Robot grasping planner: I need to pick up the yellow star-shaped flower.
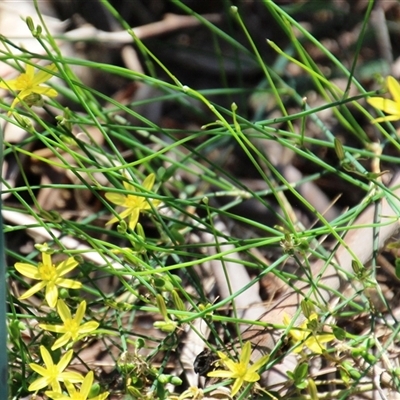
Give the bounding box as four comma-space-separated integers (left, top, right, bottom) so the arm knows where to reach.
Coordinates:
45, 371, 109, 400
283, 312, 335, 354
105, 173, 161, 230
367, 76, 400, 123
28, 346, 83, 393
39, 300, 100, 350
14, 245, 82, 308
0, 63, 58, 112
207, 341, 269, 396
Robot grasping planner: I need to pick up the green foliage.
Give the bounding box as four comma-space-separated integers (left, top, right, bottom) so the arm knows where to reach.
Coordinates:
3, 0, 400, 398
287, 362, 309, 390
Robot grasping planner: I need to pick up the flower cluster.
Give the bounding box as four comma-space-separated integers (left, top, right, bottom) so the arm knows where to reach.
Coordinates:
46, 371, 106, 400
28, 346, 83, 393
15, 246, 81, 308
14, 165, 162, 398
105, 172, 161, 231
283, 312, 335, 354
8, 60, 162, 394
207, 341, 269, 396
202, 312, 337, 397
39, 299, 100, 351
14, 244, 107, 399
0, 63, 58, 114
1, 64, 161, 233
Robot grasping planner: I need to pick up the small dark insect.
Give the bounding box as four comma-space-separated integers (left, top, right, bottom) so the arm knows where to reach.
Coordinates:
193, 349, 217, 376
97, 367, 125, 392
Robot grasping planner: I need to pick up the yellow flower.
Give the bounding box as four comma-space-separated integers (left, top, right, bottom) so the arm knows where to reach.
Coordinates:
39, 300, 100, 350
207, 341, 269, 396
28, 346, 84, 393
367, 76, 400, 123
45, 371, 109, 400
283, 312, 335, 354
105, 173, 161, 230
0, 63, 58, 112
14, 245, 82, 308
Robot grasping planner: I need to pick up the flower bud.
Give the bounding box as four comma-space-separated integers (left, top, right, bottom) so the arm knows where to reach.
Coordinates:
26, 17, 35, 32
156, 294, 168, 320
88, 383, 101, 398
153, 320, 177, 333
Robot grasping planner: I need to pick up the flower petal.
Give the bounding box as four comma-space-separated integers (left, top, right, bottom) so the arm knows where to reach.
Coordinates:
240, 342, 252, 365
116, 207, 133, 219
367, 97, 386, 110
59, 371, 84, 383
105, 192, 127, 206
243, 372, 260, 382
305, 339, 324, 354
32, 86, 58, 97
80, 371, 94, 398
40, 345, 54, 367
64, 380, 77, 396
317, 334, 336, 343
207, 370, 234, 378
18, 281, 46, 300
249, 354, 269, 372
56, 257, 79, 276
123, 180, 136, 192
25, 64, 35, 79
370, 115, 400, 124
14, 262, 40, 279
292, 345, 302, 354
387, 76, 400, 105
39, 323, 66, 334
231, 377, 244, 396
57, 349, 74, 371
78, 321, 100, 334
243, 370, 260, 382
106, 215, 120, 226
32, 64, 57, 85
42, 252, 52, 267
290, 327, 304, 342
0, 78, 19, 90
142, 173, 155, 190
44, 390, 64, 399
305, 334, 335, 354
74, 300, 86, 324
139, 199, 153, 211
29, 363, 49, 376
150, 199, 162, 208
50, 380, 62, 393
216, 351, 229, 361
222, 358, 238, 373
57, 299, 72, 322
367, 97, 400, 117
51, 333, 71, 351
128, 208, 140, 230
9, 95, 22, 110
28, 376, 51, 392
45, 282, 59, 308
55, 277, 82, 289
